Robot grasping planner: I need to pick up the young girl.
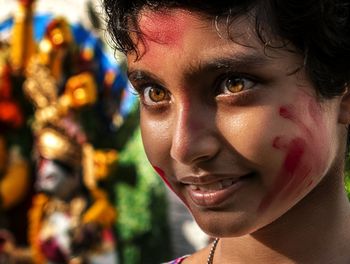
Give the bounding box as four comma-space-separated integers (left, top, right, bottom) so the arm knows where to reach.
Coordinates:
103, 1, 350, 263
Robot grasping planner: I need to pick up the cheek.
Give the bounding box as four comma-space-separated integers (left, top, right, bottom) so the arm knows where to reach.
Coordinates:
151, 165, 189, 207
140, 116, 179, 184
141, 117, 191, 205
152, 166, 174, 191
140, 116, 170, 164
259, 98, 333, 212
217, 108, 281, 165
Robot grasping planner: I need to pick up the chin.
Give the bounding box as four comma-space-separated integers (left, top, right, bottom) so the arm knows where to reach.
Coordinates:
200, 223, 257, 238
192, 210, 259, 238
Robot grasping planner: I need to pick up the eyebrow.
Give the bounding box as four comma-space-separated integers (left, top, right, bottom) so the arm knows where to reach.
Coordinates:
127, 52, 270, 84
127, 69, 165, 86
187, 53, 270, 76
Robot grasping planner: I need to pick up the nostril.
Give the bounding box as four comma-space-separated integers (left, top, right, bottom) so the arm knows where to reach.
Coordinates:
170, 133, 220, 165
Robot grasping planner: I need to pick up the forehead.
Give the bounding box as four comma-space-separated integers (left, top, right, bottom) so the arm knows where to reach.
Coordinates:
127, 8, 301, 79
137, 9, 197, 46
129, 9, 260, 59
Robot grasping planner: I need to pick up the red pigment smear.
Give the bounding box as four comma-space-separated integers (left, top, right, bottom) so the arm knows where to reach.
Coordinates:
259, 137, 306, 212
279, 105, 296, 120
283, 138, 305, 174
296, 89, 324, 126
308, 98, 323, 125
140, 10, 187, 46
152, 165, 189, 207
284, 165, 311, 199
306, 180, 314, 188
259, 98, 326, 213
279, 105, 313, 138
152, 166, 175, 192
272, 136, 289, 150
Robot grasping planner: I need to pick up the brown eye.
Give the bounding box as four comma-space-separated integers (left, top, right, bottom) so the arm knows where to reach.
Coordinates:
220, 76, 255, 94
226, 78, 244, 93
142, 86, 169, 105
148, 87, 166, 102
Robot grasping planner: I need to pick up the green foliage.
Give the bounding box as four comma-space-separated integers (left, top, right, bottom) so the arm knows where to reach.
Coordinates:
345, 156, 350, 200
114, 123, 172, 263
345, 171, 350, 200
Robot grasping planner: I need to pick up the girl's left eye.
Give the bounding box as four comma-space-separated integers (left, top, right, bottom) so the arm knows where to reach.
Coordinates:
218, 76, 256, 95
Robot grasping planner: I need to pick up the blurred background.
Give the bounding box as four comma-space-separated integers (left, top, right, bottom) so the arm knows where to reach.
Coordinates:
0, 0, 209, 263
0, 1, 348, 264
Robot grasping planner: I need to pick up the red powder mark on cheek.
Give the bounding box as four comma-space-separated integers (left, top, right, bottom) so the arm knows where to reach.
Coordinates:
306, 180, 314, 188
152, 166, 174, 191
279, 105, 313, 138
260, 96, 328, 213
279, 106, 296, 121
259, 137, 308, 212
308, 98, 323, 125
152, 165, 189, 207
283, 138, 305, 174
272, 136, 289, 150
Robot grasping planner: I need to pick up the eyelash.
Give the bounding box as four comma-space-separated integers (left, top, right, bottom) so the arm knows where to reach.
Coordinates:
215, 73, 257, 95
131, 73, 259, 108
131, 82, 170, 110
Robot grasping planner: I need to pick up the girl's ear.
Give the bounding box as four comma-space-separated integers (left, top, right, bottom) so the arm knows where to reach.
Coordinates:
339, 84, 350, 124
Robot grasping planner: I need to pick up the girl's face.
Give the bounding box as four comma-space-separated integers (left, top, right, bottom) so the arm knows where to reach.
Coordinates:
127, 9, 346, 236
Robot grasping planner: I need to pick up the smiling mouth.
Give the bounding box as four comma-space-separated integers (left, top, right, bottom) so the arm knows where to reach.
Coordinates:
185, 173, 254, 207
188, 173, 254, 191
189, 178, 239, 191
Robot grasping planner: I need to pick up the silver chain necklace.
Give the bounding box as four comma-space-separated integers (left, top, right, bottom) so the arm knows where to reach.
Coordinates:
207, 238, 219, 264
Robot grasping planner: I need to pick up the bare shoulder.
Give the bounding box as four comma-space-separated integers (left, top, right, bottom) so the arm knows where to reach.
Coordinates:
182, 244, 211, 264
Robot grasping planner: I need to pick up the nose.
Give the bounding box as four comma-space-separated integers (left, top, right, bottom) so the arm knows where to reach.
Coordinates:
170, 104, 220, 165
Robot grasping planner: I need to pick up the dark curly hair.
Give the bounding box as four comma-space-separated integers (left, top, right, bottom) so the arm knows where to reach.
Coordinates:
103, 0, 350, 98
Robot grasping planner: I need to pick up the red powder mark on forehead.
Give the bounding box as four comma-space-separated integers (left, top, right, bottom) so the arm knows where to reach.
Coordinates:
139, 9, 189, 46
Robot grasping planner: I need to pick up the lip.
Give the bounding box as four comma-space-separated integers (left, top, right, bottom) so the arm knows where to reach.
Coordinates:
183, 173, 253, 208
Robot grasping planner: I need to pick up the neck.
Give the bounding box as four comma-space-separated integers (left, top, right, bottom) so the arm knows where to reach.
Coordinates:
218, 170, 350, 263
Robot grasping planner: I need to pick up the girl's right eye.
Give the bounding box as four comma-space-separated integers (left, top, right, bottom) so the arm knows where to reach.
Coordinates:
134, 84, 170, 107
144, 86, 167, 103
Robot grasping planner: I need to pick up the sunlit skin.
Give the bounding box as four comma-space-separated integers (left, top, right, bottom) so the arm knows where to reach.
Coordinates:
139, 9, 187, 47
127, 9, 350, 263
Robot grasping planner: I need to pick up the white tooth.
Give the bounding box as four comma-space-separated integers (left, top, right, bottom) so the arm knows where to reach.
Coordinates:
197, 182, 223, 191
189, 185, 199, 190
215, 181, 224, 190
218, 181, 224, 190
221, 179, 234, 188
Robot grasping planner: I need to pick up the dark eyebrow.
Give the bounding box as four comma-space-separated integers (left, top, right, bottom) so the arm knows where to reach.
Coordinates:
186, 53, 270, 77
127, 69, 164, 85
127, 52, 270, 85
